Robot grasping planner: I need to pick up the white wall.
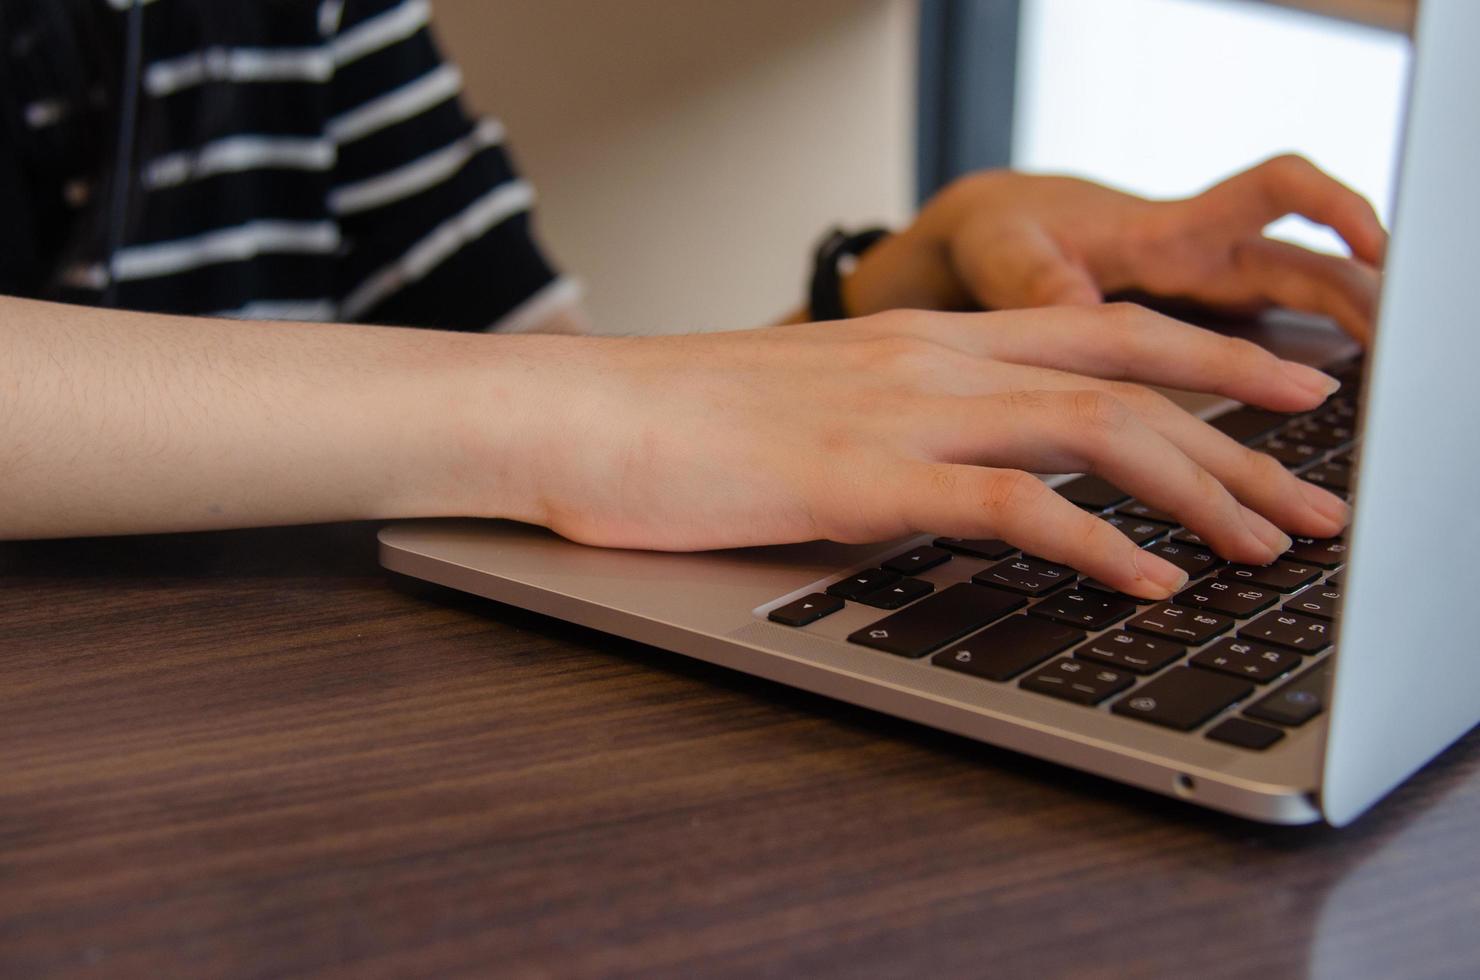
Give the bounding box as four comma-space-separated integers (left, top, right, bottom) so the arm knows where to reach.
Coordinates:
1015, 0, 1411, 255
432, 0, 918, 334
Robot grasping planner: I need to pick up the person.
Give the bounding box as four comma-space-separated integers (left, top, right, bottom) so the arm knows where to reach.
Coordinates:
0, 0, 1381, 601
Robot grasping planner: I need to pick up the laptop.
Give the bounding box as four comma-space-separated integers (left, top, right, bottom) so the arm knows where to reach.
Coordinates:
379, 0, 1479, 826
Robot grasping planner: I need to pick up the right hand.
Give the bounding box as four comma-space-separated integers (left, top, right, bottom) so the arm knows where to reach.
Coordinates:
468, 304, 1349, 601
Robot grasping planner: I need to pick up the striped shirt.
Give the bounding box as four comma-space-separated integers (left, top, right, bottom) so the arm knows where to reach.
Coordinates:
0, 0, 573, 332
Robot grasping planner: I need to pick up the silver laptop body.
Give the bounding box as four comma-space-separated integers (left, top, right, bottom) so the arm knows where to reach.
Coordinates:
380, 0, 1479, 826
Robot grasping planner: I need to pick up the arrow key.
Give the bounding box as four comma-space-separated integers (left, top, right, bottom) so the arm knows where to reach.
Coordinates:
768, 593, 845, 627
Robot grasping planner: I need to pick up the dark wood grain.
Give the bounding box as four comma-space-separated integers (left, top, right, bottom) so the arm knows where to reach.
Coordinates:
2, 524, 1477, 978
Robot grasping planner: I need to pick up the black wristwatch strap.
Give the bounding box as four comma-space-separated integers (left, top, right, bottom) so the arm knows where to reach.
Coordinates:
809, 226, 890, 322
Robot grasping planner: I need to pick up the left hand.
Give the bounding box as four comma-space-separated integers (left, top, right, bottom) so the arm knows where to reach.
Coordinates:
844, 155, 1387, 343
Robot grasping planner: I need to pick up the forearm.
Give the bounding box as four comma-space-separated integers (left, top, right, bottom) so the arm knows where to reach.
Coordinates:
0, 296, 547, 539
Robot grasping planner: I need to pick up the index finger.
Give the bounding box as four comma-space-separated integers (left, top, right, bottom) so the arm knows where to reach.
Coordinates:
886, 304, 1342, 413
1204, 154, 1388, 267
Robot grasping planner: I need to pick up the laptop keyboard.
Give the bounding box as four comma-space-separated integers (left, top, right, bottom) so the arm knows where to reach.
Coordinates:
765, 357, 1364, 753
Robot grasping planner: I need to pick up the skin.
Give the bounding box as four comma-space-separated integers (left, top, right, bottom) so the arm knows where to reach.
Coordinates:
841, 155, 1386, 341
0, 157, 1380, 601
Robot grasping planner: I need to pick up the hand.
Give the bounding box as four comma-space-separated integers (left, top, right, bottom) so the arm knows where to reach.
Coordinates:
473, 304, 1350, 600
844, 156, 1387, 343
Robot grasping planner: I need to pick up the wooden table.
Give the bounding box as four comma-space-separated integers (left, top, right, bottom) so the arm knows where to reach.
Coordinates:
3, 523, 1477, 978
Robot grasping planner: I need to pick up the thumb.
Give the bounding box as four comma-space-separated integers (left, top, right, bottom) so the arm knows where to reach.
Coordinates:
958, 220, 1103, 309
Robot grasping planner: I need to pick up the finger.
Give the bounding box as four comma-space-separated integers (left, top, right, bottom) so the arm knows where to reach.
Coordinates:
895, 304, 1341, 412
895, 463, 1188, 599
908, 363, 1351, 540
1085, 381, 1353, 539
1203, 154, 1388, 267
957, 220, 1103, 309
1232, 237, 1382, 345
994, 375, 1353, 538
918, 389, 1287, 565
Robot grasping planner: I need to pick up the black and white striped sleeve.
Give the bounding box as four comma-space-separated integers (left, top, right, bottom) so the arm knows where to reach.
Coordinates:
327, 0, 571, 332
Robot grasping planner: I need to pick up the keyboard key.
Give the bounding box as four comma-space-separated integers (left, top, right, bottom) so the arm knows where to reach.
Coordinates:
882, 545, 952, 576
1175, 579, 1279, 618
1146, 540, 1222, 578
1284, 583, 1342, 620
934, 537, 1016, 560
1112, 668, 1255, 731
1191, 638, 1303, 683
1208, 407, 1289, 446
1325, 398, 1358, 422
1303, 461, 1352, 492
855, 577, 934, 610
1171, 529, 1208, 548
1206, 717, 1286, 750
1077, 580, 1142, 603
1116, 500, 1179, 525
1055, 475, 1129, 511
850, 583, 1026, 658
828, 568, 899, 601
1075, 632, 1185, 675
1286, 417, 1356, 450
768, 593, 845, 627
1030, 590, 1138, 630
1021, 658, 1134, 705
1219, 561, 1322, 593
1245, 663, 1332, 726
1284, 536, 1349, 569
932, 615, 1085, 681
1128, 604, 1233, 645
973, 555, 1076, 597
1102, 514, 1172, 546
1257, 435, 1324, 469
1238, 611, 1333, 653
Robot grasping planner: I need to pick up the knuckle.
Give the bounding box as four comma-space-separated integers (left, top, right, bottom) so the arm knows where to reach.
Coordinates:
860, 308, 920, 335
1105, 380, 1162, 413
980, 469, 1047, 522
860, 333, 937, 372
1267, 152, 1314, 178
816, 421, 860, 456
1071, 389, 1132, 434
1248, 445, 1289, 480
1221, 334, 1270, 368
1098, 301, 1150, 330
1003, 387, 1050, 412
925, 462, 961, 497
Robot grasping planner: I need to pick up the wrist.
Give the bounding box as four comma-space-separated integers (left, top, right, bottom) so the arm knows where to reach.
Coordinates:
406, 331, 571, 527
841, 225, 974, 317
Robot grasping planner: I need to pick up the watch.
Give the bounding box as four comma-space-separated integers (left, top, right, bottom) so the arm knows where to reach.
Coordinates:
809, 225, 890, 322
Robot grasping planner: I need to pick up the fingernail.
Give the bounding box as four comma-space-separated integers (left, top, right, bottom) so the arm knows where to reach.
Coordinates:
1133, 550, 1190, 598
1242, 509, 1294, 558
1300, 481, 1352, 527
1280, 361, 1341, 399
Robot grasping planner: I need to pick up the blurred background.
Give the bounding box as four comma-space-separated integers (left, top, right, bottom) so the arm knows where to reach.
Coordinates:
434, 0, 1413, 335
